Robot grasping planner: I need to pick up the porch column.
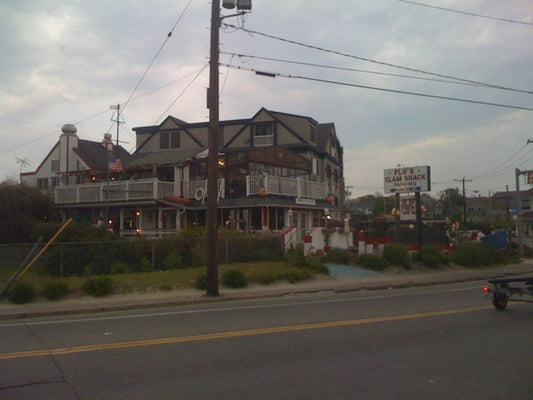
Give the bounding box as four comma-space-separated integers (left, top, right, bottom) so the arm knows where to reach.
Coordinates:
262, 206, 269, 231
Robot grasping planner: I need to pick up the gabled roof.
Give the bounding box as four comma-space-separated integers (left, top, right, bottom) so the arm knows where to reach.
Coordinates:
75, 140, 130, 170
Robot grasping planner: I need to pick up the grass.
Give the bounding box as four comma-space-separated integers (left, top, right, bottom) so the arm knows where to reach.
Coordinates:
0, 260, 325, 300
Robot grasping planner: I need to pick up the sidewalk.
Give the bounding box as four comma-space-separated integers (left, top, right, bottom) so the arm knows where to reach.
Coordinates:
1, 261, 533, 320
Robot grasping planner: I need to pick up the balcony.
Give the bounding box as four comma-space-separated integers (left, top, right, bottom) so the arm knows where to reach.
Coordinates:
246, 175, 327, 200
54, 175, 328, 205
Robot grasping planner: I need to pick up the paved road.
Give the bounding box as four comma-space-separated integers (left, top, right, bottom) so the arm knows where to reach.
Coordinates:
1, 280, 532, 399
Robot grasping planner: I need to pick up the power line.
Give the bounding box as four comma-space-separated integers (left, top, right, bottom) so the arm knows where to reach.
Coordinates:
221, 51, 493, 89
121, 0, 193, 114
154, 62, 209, 124
396, 0, 533, 26
223, 23, 533, 96
221, 63, 533, 111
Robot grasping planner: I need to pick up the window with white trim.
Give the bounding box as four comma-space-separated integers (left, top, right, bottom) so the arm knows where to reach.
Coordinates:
252, 122, 275, 147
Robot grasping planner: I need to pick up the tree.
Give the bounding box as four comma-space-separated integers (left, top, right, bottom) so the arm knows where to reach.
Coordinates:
0, 180, 53, 243
438, 187, 464, 219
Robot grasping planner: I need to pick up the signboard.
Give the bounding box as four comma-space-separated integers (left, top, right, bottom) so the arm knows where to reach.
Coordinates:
295, 198, 316, 206
400, 196, 416, 221
384, 165, 431, 194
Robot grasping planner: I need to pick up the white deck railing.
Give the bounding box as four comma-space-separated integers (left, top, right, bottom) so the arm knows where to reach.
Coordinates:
246, 175, 327, 199
55, 175, 327, 205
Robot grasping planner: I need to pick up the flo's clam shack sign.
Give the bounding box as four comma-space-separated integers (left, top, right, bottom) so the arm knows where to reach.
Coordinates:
384, 166, 431, 193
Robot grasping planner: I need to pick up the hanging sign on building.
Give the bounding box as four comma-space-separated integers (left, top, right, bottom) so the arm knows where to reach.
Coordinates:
384, 165, 431, 194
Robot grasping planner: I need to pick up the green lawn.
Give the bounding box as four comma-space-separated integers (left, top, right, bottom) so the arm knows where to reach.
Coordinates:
1, 260, 325, 301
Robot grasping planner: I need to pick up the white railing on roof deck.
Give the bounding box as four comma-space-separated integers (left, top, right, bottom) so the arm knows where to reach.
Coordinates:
54, 178, 225, 205
246, 175, 327, 199
55, 178, 175, 204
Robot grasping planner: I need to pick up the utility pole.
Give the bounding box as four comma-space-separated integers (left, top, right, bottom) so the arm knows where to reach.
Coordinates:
206, 0, 221, 296
206, 0, 252, 297
454, 177, 472, 230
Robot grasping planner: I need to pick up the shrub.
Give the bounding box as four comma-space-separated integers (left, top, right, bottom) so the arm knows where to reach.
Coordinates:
383, 244, 410, 268
42, 281, 69, 300
357, 254, 388, 271
283, 269, 312, 283
162, 249, 182, 270
222, 269, 248, 288
83, 276, 114, 297
421, 253, 441, 269
324, 249, 351, 264
415, 245, 449, 267
110, 262, 129, 275
194, 273, 207, 290
451, 242, 499, 267
8, 282, 36, 304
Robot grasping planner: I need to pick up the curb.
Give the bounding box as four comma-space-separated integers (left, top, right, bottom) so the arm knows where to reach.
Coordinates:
1, 266, 533, 321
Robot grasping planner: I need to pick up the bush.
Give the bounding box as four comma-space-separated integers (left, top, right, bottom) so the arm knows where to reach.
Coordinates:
194, 273, 207, 290
83, 276, 114, 297
413, 245, 450, 268
357, 254, 388, 271
42, 281, 69, 300
383, 244, 410, 268
8, 282, 36, 304
323, 249, 352, 264
451, 242, 499, 267
162, 249, 182, 270
222, 269, 248, 288
283, 269, 312, 283
421, 253, 441, 269
110, 262, 129, 275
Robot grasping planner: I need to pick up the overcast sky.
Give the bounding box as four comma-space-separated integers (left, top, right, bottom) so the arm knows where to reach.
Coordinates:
1, 0, 532, 198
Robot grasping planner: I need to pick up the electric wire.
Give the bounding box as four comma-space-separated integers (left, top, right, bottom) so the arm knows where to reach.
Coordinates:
0, 109, 110, 156
221, 63, 533, 111
473, 142, 531, 180
154, 62, 209, 124
221, 51, 492, 89
223, 23, 533, 96
396, 0, 533, 26
121, 0, 193, 114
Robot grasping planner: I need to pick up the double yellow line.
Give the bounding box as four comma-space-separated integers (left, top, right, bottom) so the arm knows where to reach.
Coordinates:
0, 305, 491, 361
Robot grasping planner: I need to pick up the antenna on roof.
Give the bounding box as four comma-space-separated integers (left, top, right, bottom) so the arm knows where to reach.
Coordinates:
15, 157, 31, 183
110, 104, 125, 157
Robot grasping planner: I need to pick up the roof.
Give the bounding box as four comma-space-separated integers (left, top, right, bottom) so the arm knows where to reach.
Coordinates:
125, 148, 206, 167
76, 140, 130, 170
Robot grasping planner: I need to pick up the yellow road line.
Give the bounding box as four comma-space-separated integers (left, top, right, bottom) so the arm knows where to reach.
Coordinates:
0, 305, 491, 361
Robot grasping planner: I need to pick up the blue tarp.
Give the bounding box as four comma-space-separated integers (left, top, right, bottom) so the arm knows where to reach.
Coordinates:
481, 230, 508, 250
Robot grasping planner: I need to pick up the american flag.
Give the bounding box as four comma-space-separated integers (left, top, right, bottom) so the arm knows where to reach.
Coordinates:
108, 153, 123, 172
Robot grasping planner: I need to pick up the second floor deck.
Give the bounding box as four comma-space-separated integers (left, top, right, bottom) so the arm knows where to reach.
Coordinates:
54, 176, 332, 205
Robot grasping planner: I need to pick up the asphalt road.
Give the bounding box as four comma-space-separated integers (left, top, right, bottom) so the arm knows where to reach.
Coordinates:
1, 281, 532, 399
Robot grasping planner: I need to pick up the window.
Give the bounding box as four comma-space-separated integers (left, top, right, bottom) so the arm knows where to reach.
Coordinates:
252, 122, 275, 147
160, 132, 169, 149
51, 177, 59, 188
37, 178, 49, 190
51, 160, 59, 172
310, 124, 317, 143
312, 158, 318, 175
170, 131, 180, 148
334, 169, 338, 183
326, 164, 331, 179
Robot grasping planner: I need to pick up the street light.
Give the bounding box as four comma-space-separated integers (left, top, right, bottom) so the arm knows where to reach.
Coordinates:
206, 0, 252, 296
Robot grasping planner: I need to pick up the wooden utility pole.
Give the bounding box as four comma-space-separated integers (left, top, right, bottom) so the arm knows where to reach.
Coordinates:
206, 0, 221, 296
455, 177, 472, 229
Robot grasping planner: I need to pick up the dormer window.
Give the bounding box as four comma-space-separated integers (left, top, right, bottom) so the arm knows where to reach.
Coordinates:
252, 122, 275, 147
160, 131, 180, 149
310, 124, 317, 144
